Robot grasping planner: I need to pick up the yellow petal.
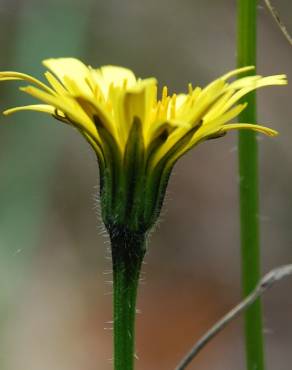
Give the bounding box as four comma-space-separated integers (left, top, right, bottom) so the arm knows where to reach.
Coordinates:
4, 104, 55, 116
202, 89, 235, 121
20, 85, 99, 142
90, 65, 137, 98
220, 75, 287, 115
43, 58, 92, 96
100, 66, 136, 87
184, 79, 226, 125
44, 71, 68, 95
0, 72, 54, 93
221, 123, 278, 136
227, 75, 262, 89
221, 66, 255, 80
175, 94, 188, 110
203, 103, 248, 128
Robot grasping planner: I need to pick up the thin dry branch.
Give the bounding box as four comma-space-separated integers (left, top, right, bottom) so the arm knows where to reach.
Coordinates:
175, 264, 292, 370
264, 0, 292, 46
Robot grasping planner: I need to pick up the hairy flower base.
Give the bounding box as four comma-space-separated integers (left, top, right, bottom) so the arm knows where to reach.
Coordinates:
99, 116, 175, 233
0, 58, 287, 232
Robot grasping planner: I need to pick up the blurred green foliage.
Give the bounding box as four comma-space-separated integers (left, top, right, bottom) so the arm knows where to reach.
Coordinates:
0, 0, 93, 365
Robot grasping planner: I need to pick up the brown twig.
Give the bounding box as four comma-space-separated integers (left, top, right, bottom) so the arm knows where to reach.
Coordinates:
175, 264, 292, 370
264, 0, 292, 46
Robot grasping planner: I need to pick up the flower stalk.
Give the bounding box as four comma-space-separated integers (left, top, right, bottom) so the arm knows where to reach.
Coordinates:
111, 230, 146, 370
237, 1, 265, 370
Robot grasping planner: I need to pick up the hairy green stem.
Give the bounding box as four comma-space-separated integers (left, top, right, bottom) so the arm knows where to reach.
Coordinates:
111, 230, 146, 370
237, 1, 265, 370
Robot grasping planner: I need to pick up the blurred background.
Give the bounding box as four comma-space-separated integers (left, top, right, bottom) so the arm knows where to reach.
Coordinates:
0, 0, 291, 369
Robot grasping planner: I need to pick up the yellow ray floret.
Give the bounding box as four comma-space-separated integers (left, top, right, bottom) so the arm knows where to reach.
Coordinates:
0, 58, 287, 165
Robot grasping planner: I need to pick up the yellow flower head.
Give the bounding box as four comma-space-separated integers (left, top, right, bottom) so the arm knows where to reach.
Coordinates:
0, 58, 287, 232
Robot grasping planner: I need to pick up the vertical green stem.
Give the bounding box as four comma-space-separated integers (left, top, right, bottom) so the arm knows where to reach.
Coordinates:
111, 231, 146, 370
237, 1, 265, 370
